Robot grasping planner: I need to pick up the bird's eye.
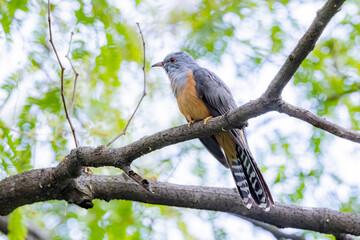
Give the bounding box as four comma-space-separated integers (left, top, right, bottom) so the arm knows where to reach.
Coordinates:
170, 57, 176, 63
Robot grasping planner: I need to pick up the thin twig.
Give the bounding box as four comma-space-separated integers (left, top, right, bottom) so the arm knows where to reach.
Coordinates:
165, 157, 182, 181
65, 31, 79, 117
232, 214, 305, 240
47, 0, 79, 147
122, 166, 153, 193
106, 22, 147, 147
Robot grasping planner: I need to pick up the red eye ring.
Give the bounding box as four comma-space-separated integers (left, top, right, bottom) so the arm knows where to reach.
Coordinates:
170, 57, 176, 63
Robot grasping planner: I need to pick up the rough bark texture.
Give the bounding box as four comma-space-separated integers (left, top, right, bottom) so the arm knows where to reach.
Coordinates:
1, 0, 358, 238
2, 173, 360, 236
275, 100, 360, 143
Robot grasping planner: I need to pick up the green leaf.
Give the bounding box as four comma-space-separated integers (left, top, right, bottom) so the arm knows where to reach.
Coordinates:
270, 25, 284, 53
8, 208, 27, 240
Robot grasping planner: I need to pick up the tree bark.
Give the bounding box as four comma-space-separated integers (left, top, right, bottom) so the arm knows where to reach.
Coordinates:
2, 172, 360, 236
0, 0, 357, 238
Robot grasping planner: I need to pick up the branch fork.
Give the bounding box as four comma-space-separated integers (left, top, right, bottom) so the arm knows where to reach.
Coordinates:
2, 0, 359, 238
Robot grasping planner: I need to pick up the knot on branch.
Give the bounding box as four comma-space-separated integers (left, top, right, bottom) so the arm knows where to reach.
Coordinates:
94, 145, 106, 155
64, 177, 94, 209
289, 54, 295, 62
54, 148, 84, 181
270, 98, 285, 111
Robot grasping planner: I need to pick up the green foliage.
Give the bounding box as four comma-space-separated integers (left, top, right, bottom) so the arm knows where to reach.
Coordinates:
294, 26, 360, 122
1, 0, 359, 239
8, 208, 27, 240
0, 0, 28, 35
173, 0, 242, 62
270, 25, 284, 53
341, 195, 360, 213
0, 119, 33, 174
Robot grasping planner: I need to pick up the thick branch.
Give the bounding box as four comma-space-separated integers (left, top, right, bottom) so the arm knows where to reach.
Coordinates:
0, 94, 358, 215
0, 0, 357, 237
263, 0, 345, 99
275, 100, 360, 143
1, 172, 360, 236
52, 97, 268, 181
0, 97, 269, 215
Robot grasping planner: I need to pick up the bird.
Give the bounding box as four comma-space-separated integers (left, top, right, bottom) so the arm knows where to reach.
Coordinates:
152, 51, 273, 211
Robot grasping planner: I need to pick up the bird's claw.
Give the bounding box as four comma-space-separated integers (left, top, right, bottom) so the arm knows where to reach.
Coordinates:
84, 167, 93, 175
187, 120, 195, 127
203, 116, 213, 124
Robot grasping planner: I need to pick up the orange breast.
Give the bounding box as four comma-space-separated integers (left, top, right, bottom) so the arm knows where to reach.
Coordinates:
176, 71, 240, 166
176, 71, 211, 122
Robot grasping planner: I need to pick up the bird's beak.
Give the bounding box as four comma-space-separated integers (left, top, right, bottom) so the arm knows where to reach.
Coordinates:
151, 61, 164, 67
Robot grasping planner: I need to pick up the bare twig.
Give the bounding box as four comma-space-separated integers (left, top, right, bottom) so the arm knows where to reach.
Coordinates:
106, 22, 147, 147
65, 31, 79, 117
1, 0, 357, 237
233, 214, 305, 240
47, 0, 79, 147
275, 100, 360, 143
122, 166, 153, 192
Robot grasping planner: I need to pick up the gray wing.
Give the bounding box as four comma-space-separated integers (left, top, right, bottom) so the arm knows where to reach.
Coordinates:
193, 68, 237, 117
193, 68, 274, 208
199, 136, 228, 168
193, 67, 249, 149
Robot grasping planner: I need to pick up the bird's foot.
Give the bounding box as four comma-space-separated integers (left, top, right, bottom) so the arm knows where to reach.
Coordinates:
203, 116, 213, 124
187, 120, 195, 127
84, 167, 93, 175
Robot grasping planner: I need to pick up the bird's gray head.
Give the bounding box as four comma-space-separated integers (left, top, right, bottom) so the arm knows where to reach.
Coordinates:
152, 51, 200, 96
151, 51, 199, 76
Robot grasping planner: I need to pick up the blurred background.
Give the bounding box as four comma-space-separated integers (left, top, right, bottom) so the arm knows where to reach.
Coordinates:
0, 0, 360, 239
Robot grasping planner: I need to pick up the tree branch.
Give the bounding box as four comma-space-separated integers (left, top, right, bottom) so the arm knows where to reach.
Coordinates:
234, 214, 306, 240
106, 22, 147, 147
1, 0, 357, 237
0, 94, 358, 220
263, 0, 346, 100
52, 97, 264, 180
1, 172, 360, 236
47, 0, 79, 147
65, 31, 79, 118
274, 100, 360, 143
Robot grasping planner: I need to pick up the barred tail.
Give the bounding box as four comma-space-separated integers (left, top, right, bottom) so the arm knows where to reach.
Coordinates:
230, 160, 254, 209
231, 146, 274, 211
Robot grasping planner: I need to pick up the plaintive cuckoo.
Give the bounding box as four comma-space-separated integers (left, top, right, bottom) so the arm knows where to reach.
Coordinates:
152, 51, 273, 211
